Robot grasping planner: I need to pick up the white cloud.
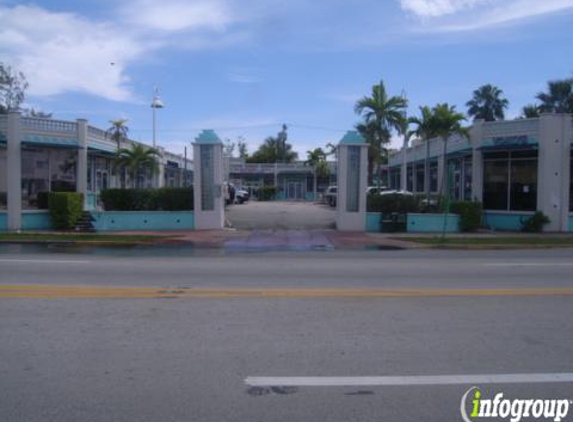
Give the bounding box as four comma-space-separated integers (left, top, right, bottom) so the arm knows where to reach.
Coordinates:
399, 0, 573, 31
123, 0, 236, 32
400, 0, 491, 17
0, 5, 146, 102
0, 1, 249, 103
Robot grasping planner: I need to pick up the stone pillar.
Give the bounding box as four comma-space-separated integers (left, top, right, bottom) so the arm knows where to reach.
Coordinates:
76, 119, 88, 208
400, 144, 408, 191
336, 131, 368, 231
157, 147, 166, 188
7, 111, 21, 231
537, 113, 572, 232
470, 119, 484, 202
193, 130, 224, 230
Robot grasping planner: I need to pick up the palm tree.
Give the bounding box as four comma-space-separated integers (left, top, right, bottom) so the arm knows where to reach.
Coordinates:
115, 143, 161, 188
466, 84, 509, 122
106, 119, 129, 150
408, 105, 437, 199
536, 78, 573, 113
521, 104, 540, 119
305, 148, 329, 199
355, 81, 407, 185
431, 103, 469, 204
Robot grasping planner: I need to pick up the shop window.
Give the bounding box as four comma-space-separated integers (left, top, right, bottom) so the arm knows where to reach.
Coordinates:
483, 151, 537, 211
407, 164, 413, 192
415, 163, 425, 193
430, 161, 438, 193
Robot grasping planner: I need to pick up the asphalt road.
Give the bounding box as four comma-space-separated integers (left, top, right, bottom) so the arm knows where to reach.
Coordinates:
1, 246, 573, 421
226, 201, 336, 230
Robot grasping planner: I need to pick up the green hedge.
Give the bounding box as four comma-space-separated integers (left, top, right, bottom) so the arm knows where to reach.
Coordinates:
100, 187, 194, 211
367, 193, 420, 213
257, 186, 277, 201
450, 201, 483, 232
48, 192, 84, 230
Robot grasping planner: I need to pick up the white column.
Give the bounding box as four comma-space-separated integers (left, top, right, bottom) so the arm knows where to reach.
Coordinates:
157, 147, 166, 188
76, 119, 88, 206
400, 144, 408, 191
336, 131, 368, 231
537, 113, 572, 232
470, 119, 484, 202
193, 131, 224, 230
7, 111, 21, 231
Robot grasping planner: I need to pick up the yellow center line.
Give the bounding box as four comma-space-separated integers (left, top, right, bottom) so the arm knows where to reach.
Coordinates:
1, 285, 573, 299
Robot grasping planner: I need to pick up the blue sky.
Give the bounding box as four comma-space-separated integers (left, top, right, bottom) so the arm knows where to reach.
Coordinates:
1, 0, 572, 158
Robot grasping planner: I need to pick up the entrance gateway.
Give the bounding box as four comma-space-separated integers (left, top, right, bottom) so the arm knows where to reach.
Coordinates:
192, 130, 368, 231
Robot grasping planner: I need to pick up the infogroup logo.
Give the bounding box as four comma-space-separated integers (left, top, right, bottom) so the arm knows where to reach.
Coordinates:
461, 387, 571, 422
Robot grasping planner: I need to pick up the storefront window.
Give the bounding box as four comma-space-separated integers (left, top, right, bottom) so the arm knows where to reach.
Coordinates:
415, 163, 424, 193
21, 148, 50, 209
463, 157, 472, 201
483, 150, 537, 211
430, 161, 438, 192
407, 164, 413, 192
389, 168, 400, 190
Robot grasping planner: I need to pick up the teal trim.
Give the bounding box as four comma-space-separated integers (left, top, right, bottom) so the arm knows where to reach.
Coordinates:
366, 213, 381, 232
0, 212, 6, 231
85, 193, 98, 211
21, 211, 52, 230
91, 211, 194, 231
305, 192, 315, 201
22, 134, 78, 148
483, 211, 533, 231
339, 130, 366, 145
407, 213, 460, 233
570, 215, 573, 232
195, 130, 222, 145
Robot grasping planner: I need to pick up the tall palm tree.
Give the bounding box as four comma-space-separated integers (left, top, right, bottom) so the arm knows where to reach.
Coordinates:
355, 81, 407, 185
466, 84, 509, 122
521, 104, 540, 119
536, 78, 573, 113
115, 143, 161, 188
305, 148, 328, 199
432, 103, 469, 203
355, 121, 380, 185
408, 105, 437, 199
106, 119, 129, 150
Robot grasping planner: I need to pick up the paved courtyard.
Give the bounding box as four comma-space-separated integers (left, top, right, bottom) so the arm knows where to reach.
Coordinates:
226, 201, 336, 230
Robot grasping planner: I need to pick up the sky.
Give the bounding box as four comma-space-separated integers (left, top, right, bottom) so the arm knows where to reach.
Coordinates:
1, 0, 572, 159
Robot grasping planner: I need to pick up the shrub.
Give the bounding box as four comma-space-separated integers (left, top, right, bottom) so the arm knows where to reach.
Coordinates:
450, 201, 483, 232
257, 186, 277, 201
367, 193, 420, 214
100, 188, 194, 211
522, 211, 550, 232
48, 192, 84, 230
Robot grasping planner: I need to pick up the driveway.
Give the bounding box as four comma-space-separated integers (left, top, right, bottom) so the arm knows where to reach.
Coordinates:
226, 201, 336, 230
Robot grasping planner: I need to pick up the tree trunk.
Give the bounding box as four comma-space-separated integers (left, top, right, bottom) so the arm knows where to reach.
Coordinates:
438, 137, 448, 206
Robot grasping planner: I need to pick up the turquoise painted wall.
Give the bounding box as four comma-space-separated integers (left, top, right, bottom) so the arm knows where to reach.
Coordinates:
91, 211, 194, 231
483, 212, 532, 231
0, 212, 6, 231
569, 215, 573, 232
21, 211, 52, 230
85, 193, 97, 211
366, 213, 381, 232
407, 213, 460, 233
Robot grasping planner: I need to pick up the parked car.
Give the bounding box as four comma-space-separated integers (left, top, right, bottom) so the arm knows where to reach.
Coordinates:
366, 186, 391, 195
235, 188, 250, 204
323, 186, 337, 207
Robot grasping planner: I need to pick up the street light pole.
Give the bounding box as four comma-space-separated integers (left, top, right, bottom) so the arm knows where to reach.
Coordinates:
151, 86, 164, 149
